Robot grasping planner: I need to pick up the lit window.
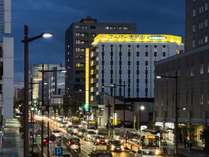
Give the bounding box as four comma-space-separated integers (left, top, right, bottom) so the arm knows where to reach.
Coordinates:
205, 3, 208, 11
190, 67, 194, 77
205, 36, 208, 43
193, 9, 196, 16
208, 63, 209, 73
200, 64, 204, 74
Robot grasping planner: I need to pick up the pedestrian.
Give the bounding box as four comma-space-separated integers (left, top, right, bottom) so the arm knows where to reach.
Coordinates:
184, 137, 187, 149
188, 139, 192, 152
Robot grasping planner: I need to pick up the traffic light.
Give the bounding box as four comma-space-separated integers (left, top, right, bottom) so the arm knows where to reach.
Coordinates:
82, 103, 90, 112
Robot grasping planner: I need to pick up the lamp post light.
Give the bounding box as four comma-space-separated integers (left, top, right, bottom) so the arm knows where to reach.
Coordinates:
156, 71, 178, 156
139, 105, 145, 131
21, 25, 53, 157
39, 68, 66, 157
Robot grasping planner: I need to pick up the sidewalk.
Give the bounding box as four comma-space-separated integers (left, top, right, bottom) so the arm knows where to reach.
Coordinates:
0, 118, 23, 157
177, 144, 209, 157
164, 143, 209, 157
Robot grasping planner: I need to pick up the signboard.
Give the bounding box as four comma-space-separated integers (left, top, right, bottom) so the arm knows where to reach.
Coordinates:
54, 147, 63, 156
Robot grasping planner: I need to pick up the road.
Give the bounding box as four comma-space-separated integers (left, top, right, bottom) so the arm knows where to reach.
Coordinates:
34, 115, 187, 157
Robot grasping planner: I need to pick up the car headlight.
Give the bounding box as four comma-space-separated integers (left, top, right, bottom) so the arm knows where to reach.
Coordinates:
105, 139, 109, 143
121, 146, 124, 151
155, 149, 161, 155
111, 145, 115, 151
87, 134, 91, 138
96, 139, 100, 143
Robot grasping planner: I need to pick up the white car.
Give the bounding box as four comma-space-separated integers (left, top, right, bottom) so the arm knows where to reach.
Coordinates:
52, 129, 62, 138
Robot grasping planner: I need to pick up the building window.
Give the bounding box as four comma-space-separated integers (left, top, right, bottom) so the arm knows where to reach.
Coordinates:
200, 64, 204, 74
190, 67, 194, 77
145, 52, 148, 57
193, 9, 196, 16
208, 63, 209, 73
128, 61, 131, 65
128, 52, 131, 57
192, 25, 196, 32
137, 51, 140, 57
205, 36, 208, 43
137, 61, 140, 65
154, 52, 157, 57
192, 40, 196, 48
145, 61, 148, 66
205, 19, 208, 27
163, 52, 166, 57
137, 45, 140, 48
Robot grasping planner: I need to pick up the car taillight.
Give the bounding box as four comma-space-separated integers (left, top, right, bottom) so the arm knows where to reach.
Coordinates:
68, 141, 71, 145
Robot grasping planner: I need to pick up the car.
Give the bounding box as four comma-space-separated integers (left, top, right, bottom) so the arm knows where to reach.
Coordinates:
108, 140, 125, 152
135, 149, 163, 157
94, 136, 108, 145
89, 151, 112, 157
77, 128, 86, 137
64, 136, 81, 152
84, 130, 97, 141
43, 137, 49, 145
52, 129, 62, 138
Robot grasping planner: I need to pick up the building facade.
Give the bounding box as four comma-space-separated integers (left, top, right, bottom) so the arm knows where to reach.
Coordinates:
89, 34, 183, 103
64, 16, 136, 111
31, 64, 65, 107
186, 0, 209, 51
88, 34, 183, 127
1, 0, 14, 120
154, 0, 209, 147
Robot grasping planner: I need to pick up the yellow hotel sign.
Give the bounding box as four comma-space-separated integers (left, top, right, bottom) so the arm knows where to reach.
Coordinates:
92, 34, 182, 46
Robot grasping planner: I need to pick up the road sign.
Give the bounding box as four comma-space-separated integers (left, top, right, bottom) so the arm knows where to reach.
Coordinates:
54, 146, 63, 156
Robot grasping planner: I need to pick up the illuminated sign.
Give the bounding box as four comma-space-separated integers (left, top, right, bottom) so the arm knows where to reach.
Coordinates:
85, 48, 90, 109
92, 34, 182, 46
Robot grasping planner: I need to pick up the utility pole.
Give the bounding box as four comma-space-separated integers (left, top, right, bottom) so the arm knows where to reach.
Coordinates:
174, 71, 178, 156
23, 24, 29, 157
41, 64, 44, 157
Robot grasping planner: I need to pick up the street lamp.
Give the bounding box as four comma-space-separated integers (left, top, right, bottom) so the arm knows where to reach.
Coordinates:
39, 68, 65, 157
22, 24, 53, 157
156, 71, 178, 156
138, 105, 145, 131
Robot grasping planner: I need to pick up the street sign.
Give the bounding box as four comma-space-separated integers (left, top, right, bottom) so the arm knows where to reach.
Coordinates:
54, 146, 63, 156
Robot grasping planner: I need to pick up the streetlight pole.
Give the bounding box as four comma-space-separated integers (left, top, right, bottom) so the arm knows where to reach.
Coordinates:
23, 24, 29, 157
174, 71, 178, 156
41, 64, 45, 157
22, 25, 53, 157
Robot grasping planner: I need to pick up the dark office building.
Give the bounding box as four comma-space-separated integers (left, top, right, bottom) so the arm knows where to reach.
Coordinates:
155, 0, 209, 148
65, 16, 136, 110
186, 0, 209, 51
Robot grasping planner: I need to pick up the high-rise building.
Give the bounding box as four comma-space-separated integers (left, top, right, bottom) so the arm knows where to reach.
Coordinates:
186, 0, 209, 51
155, 0, 209, 147
89, 34, 183, 103
0, 0, 14, 120
65, 16, 136, 111
32, 64, 65, 107
88, 34, 183, 126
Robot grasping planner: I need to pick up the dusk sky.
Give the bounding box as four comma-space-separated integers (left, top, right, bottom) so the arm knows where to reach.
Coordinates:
14, 0, 185, 81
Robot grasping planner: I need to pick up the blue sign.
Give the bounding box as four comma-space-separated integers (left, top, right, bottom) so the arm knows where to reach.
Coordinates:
54, 147, 63, 156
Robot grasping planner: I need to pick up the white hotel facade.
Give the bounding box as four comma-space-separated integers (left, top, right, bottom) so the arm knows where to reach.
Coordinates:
88, 34, 183, 104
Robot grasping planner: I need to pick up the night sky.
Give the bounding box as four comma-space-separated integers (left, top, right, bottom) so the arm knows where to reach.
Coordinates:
14, 0, 185, 81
